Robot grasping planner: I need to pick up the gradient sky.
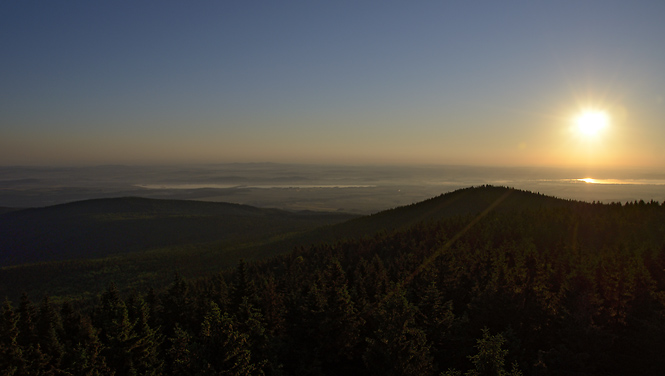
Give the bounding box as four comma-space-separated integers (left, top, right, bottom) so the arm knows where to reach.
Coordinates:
2, 1, 664, 168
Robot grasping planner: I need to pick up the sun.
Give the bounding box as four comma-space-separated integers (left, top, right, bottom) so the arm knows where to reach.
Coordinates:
575, 109, 609, 136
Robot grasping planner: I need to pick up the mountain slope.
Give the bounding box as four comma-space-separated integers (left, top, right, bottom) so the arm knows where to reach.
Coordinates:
236, 188, 665, 376
0, 196, 356, 267
0, 207, 21, 215
5, 186, 664, 375
0, 186, 618, 302
296, 185, 569, 244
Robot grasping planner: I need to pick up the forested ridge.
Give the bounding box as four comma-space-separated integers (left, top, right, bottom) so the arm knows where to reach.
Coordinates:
0, 196, 356, 267
2, 186, 665, 375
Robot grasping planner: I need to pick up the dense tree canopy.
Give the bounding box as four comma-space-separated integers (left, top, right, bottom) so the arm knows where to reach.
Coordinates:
2, 187, 665, 375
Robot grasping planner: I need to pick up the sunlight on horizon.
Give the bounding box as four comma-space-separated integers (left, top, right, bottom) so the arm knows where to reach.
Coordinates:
575, 177, 665, 185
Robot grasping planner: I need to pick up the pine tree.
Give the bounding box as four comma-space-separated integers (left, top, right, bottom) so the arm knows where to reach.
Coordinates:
61, 313, 111, 376
259, 275, 284, 337
161, 273, 191, 338
416, 280, 455, 367
319, 259, 363, 367
165, 324, 193, 376
59, 301, 82, 372
463, 328, 522, 376
144, 288, 161, 330
280, 279, 322, 374
36, 296, 64, 373
235, 297, 268, 369
0, 299, 24, 375
126, 293, 164, 375
16, 293, 37, 349
363, 284, 433, 376
194, 301, 261, 375
94, 283, 138, 376
231, 259, 257, 311
212, 273, 230, 311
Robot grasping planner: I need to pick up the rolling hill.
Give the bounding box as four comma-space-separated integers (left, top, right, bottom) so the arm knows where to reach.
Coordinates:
2, 185, 657, 302
3, 186, 664, 375
322, 185, 568, 238
0, 196, 356, 267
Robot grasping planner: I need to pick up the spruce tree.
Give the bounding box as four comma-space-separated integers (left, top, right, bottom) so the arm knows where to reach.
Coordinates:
16, 293, 37, 349
161, 273, 191, 338
36, 296, 64, 373
363, 284, 433, 376
0, 299, 24, 375
165, 324, 193, 376
126, 293, 164, 375
94, 283, 138, 376
194, 301, 261, 375
62, 316, 111, 376
231, 259, 257, 311
319, 259, 363, 366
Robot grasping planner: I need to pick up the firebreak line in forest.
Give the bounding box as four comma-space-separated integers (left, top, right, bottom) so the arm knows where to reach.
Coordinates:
383, 189, 513, 305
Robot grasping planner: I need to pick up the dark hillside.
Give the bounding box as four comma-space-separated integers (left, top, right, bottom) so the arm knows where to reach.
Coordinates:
201, 186, 566, 264
0, 187, 592, 301
219, 189, 665, 375
0, 197, 356, 267
2, 186, 664, 375
308, 185, 569, 241
0, 207, 22, 215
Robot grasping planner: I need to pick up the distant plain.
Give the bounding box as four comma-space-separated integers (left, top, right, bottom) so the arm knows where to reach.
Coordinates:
1, 164, 664, 213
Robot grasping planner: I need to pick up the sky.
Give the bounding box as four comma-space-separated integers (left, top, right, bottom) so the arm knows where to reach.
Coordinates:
2, 1, 664, 169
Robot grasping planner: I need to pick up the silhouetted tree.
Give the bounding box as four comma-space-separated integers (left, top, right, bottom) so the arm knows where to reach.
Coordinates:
36, 296, 64, 372
363, 284, 433, 376
94, 283, 138, 376
231, 259, 257, 311
194, 301, 262, 375
0, 299, 24, 375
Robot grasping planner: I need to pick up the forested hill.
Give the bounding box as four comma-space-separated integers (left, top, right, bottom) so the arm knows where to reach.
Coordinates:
2, 186, 665, 375
242, 193, 665, 375
0, 186, 578, 303
0, 207, 22, 215
317, 185, 569, 241
0, 196, 356, 267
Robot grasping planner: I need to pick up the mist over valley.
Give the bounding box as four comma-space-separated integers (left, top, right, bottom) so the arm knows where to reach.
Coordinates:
2, 163, 663, 213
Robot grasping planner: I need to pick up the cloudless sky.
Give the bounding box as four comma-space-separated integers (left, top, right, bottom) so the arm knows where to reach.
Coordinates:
2, 1, 664, 169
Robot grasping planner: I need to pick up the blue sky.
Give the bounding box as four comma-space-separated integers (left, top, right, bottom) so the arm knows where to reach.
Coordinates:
2, 1, 664, 168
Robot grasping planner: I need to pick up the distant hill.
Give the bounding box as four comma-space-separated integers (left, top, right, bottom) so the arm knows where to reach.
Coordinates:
4, 186, 664, 375
295, 185, 569, 243
224, 187, 665, 376
0, 207, 23, 215
0, 196, 356, 267
0, 186, 626, 302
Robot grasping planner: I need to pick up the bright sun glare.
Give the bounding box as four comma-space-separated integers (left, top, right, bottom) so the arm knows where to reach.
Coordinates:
575, 110, 609, 136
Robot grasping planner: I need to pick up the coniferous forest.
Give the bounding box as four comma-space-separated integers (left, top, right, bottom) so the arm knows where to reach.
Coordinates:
2, 186, 665, 375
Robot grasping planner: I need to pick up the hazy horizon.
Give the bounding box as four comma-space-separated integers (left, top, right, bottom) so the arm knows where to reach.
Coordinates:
2, 163, 663, 213
2, 2, 665, 169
